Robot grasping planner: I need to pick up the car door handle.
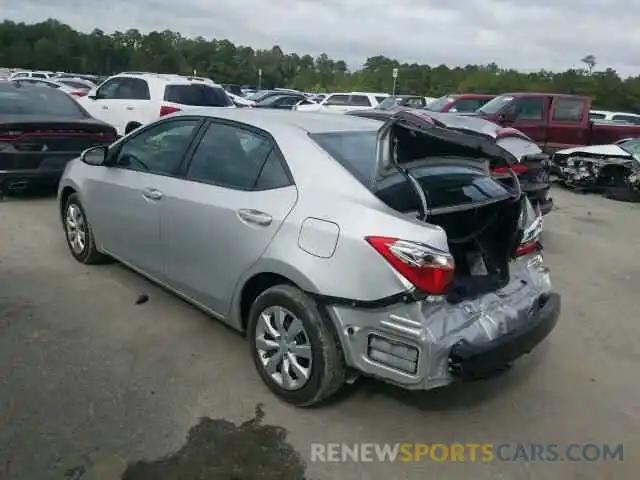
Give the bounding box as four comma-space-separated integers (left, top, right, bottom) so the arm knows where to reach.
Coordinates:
237, 209, 272, 226
126, 106, 134, 110
142, 188, 163, 200
101, 106, 108, 109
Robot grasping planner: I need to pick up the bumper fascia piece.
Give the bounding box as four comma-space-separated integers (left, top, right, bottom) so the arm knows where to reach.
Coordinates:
325, 254, 559, 391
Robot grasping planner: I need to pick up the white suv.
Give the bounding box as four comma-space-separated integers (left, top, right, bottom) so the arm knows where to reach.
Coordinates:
77, 73, 234, 136
294, 92, 389, 113
8, 70, 56, 80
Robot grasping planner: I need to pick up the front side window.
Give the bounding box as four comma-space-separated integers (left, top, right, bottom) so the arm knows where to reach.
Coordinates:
512, 98, 545, 120
114, 119, 200, 174
450, 99, 484, 113
324, 94, 349, 106
117, 78, 150, 100
185, 123, 283, 189
31, 73, 47, 79
97, 79, 124, 99
477, 95, 514, 115
612, 114, 640, 125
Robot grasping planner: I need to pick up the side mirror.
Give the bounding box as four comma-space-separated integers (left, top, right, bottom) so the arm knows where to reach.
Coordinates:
87, 90, 100, 100
81, 145, 108, 166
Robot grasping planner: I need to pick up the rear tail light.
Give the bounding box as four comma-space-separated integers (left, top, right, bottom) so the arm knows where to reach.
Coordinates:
492, 164, 529, 175
71, 91, 87, 97
366, 236, 455, 295
160, 105, 181, 116
515, 240, 541, 257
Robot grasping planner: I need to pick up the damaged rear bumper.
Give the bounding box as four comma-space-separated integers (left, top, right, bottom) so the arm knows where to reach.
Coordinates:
324, 254, 558, 390
449, 293, 560, 380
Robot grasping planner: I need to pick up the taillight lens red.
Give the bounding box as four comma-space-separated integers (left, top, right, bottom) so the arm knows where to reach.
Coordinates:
71, 91, 87, 97
366, 236, 455, 295
492, 164, 529, 175
515, 240, 541, 257
160, 105, 181, 116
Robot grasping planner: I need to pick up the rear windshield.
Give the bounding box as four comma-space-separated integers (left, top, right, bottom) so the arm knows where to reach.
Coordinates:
0, 85, 88, 116
309, 130, 510, 211
164, 84, 233, 107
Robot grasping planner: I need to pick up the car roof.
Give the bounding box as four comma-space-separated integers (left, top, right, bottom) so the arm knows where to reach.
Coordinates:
176, 108, 381, 133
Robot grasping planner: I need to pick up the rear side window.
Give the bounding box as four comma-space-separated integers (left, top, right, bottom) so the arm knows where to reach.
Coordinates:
553, 99, 584, 121
349, 95, 371, 107
31, 73, 47, 79
164, 84, 233, 107
309, 131, 378, 184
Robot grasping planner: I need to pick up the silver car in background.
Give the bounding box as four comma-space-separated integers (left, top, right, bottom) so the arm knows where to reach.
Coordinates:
58, 109, 560, 407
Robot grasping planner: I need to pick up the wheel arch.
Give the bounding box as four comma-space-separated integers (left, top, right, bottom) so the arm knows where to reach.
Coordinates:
231, 260, 320, 333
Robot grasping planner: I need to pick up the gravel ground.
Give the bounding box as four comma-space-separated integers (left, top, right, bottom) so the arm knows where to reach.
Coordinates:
0, 186, 638, 479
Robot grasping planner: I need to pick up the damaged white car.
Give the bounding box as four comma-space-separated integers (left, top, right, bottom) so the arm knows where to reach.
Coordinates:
552, 138, 640, 202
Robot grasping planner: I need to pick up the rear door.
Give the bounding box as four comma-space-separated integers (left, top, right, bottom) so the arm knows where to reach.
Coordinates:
546, 97, 589, 151
502, 96, 550, 146
83, 117, 203, 279
161, 120, 297, 316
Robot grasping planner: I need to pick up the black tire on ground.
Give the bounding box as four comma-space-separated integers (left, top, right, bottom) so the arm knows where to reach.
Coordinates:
63, 193, 108, 264
604, 169, 640, 203
247, 284, 346, 407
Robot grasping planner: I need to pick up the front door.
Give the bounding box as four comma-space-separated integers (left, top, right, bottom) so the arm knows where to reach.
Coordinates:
504, 96, 550, 146
83, 117, 203, 278
161, 120, 298, 317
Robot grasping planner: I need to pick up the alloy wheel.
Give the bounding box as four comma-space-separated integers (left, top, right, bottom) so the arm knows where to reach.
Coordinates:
65, 203, 86, 254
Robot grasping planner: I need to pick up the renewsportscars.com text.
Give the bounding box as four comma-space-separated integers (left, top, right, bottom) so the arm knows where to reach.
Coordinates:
310, 442, 624, 463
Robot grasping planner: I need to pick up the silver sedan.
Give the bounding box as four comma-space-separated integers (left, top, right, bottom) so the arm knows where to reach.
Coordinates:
58, 108, 560, 406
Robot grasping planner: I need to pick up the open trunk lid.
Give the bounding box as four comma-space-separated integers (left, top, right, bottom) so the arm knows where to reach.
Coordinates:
374, 109, 517, 185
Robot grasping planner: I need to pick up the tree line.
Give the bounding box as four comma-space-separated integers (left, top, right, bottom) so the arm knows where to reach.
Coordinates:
1, 19, 640, 112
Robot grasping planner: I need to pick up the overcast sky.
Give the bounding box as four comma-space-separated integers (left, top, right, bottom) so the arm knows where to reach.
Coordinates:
4, 0, 640, 76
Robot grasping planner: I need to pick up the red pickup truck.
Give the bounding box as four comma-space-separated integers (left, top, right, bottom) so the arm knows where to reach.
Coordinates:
468, 93, 640, 154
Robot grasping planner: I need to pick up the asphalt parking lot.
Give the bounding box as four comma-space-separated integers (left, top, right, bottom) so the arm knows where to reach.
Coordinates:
0, 186, 638, 479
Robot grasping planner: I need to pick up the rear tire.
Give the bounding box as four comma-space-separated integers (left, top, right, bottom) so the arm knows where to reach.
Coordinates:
248, 285, 345, 407
63, 193, 108, 264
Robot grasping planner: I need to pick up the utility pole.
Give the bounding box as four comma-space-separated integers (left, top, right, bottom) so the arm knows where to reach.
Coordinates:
392, 68, 398, 96
258, 68, 263, 90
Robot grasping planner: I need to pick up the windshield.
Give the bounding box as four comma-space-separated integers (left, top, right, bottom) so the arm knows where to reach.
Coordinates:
477, 95, 514, 115
309, 131, 378, 184
0, 85, 88, 116
425, 96, 455, 112
163, 84, 233, 107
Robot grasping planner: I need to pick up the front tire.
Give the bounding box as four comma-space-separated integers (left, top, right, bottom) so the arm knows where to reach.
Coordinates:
248, 285, 345, 407
63, 193, 107, 264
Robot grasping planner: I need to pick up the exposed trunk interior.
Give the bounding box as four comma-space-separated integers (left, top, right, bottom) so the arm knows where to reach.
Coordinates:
376, 121, 525, 302
430, 197, 523, 303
